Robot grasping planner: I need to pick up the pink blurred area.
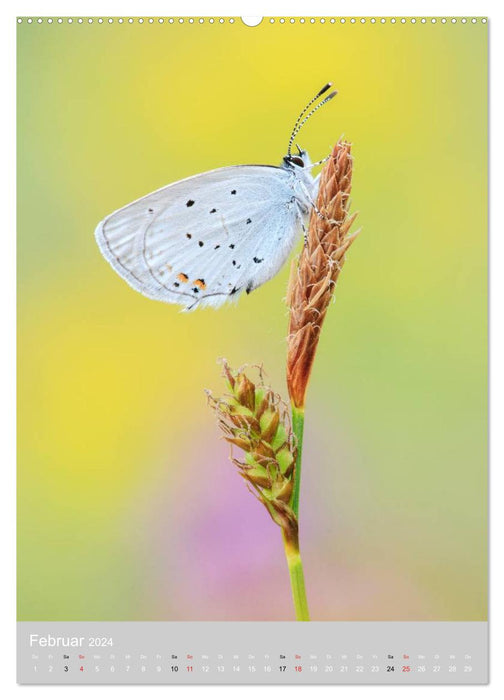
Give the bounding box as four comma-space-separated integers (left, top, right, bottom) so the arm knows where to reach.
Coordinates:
124, 422, 429, 621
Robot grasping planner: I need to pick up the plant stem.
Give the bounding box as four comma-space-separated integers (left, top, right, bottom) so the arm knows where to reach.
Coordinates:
284, 405, 309, 620
283, 535, 310, 621
290, 405, 305, 518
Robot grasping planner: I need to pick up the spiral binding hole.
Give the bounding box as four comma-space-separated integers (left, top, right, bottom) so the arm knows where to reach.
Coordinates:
15, 16, 488, 26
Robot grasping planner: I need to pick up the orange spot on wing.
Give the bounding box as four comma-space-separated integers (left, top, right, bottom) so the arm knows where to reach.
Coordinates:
193, 278, 207, 290
177, 273, 189, 283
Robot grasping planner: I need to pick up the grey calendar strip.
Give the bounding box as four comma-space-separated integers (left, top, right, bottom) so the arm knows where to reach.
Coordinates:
17, 621, 488, 684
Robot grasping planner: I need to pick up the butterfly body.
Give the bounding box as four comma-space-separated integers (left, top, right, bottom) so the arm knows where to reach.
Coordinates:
95, 84, 336, 310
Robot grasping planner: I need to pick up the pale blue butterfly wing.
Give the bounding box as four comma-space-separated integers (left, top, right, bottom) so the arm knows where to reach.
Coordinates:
95, 165, 309, 310
95, 83, 338, 310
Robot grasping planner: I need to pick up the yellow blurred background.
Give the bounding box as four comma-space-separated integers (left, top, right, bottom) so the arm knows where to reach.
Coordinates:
17, 17, 487, 620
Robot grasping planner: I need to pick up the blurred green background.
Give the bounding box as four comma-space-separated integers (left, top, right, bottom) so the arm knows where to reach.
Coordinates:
17, 17, 487, 621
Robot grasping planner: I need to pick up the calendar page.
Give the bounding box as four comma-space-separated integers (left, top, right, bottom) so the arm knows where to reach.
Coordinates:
17, 15, 488, 685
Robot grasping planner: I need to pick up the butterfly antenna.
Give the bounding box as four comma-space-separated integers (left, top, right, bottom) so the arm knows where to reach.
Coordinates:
287, 83, 334, 157
289, 90, 338, 149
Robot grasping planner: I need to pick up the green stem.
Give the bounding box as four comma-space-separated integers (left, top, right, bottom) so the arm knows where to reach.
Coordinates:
284, 405, 309, 619
290, 405, 305, 518
283, 536, 310, 621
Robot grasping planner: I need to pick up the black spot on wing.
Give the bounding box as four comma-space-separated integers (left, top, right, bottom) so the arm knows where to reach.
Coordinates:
186, 233, 192, 239
199, 241, 204, 247
253, 257, 264, 264
186, 199, 195, 207
210, 208, 217, 214
229, 244, 235, 249
246, 218, 252, 224
231, 190, 237, 195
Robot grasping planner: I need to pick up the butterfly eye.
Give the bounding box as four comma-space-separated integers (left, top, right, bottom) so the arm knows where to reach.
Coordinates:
290, 156, 305, 167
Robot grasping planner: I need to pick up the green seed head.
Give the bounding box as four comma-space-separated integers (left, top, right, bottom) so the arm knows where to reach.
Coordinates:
206, 360, 298, 539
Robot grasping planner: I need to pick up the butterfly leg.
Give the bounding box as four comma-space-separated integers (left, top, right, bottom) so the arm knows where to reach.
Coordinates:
301, 219, 308, 247
310, 154, 331, 169
293, 202, 309, 247
298, 180, 326, 220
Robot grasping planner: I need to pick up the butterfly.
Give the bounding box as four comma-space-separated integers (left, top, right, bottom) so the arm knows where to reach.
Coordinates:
95, 83, 337, 311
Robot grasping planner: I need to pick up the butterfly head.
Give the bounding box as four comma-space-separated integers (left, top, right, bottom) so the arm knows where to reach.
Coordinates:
282, 147, 312, 171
